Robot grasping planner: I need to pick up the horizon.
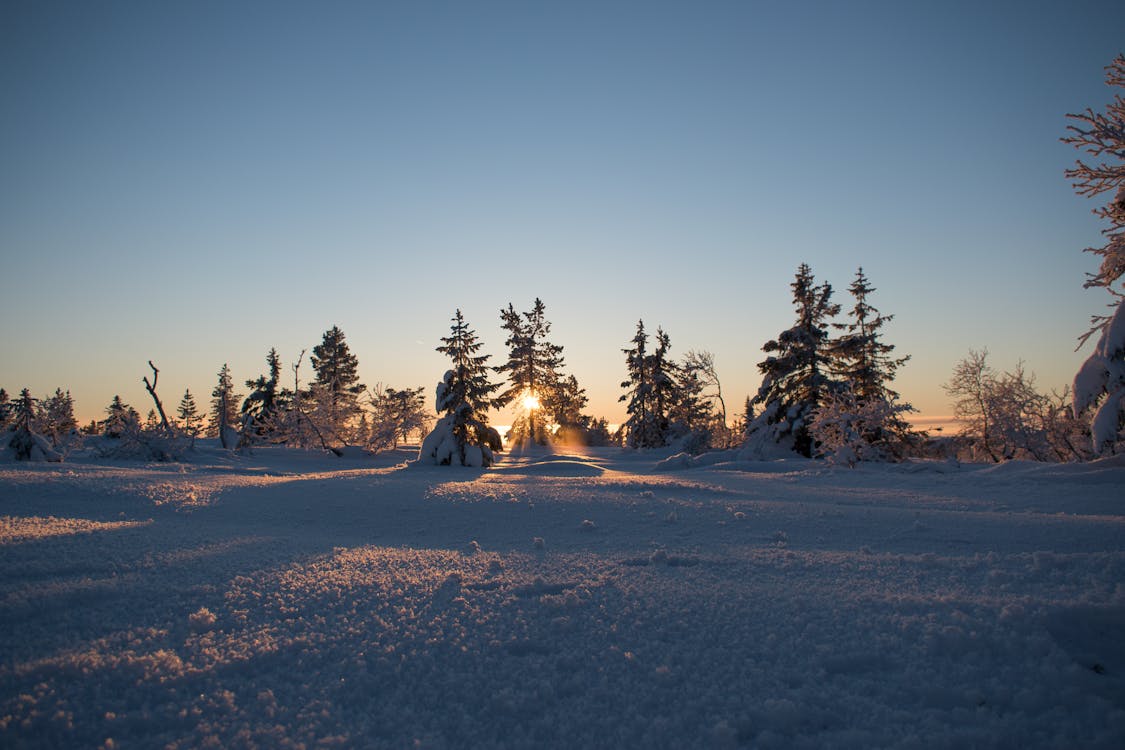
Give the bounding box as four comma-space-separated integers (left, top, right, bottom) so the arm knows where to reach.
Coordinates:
3, 2, 1124, 430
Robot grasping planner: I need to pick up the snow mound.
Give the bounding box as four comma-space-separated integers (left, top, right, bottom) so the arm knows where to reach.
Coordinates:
495, 457, 605, 477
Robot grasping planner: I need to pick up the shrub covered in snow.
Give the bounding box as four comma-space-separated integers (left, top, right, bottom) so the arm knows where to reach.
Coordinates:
419, 311, 502, 467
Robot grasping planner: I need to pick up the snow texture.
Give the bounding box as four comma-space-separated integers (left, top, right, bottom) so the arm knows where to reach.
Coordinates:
1, 443, 1124, 748
1073, 301, 1125, 453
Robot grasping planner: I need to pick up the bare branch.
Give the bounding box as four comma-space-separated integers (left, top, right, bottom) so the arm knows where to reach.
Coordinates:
142, 360, 172, 431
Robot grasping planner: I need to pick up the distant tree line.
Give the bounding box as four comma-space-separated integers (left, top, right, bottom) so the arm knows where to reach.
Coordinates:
0, 280, 1104, 465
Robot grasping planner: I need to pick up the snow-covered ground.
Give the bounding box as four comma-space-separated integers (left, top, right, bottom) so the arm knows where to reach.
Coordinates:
1, 444, 1123, 749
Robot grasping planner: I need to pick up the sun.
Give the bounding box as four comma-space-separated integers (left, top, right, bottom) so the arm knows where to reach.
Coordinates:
522, 393, 540, 411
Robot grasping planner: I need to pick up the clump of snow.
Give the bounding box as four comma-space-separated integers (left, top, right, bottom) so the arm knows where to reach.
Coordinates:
1073, 301, 1125, 453
188, 607, 217, 632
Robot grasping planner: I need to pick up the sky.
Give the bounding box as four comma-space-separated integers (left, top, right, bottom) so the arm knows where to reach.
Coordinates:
2, 0, 1124, 428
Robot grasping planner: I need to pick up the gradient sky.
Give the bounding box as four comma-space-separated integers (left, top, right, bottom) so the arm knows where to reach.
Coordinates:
2, 0, 1124, 427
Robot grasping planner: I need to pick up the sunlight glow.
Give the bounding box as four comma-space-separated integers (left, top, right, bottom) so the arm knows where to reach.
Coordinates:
522, 393, 540, 411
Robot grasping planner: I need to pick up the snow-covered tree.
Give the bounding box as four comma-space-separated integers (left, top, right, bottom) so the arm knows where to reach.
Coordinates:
1065, 55, 1125, 455
242, 348, 283, 440
309, 326, 365, 440
495, 299, 566, 445
826, 268, 915, 458
619, 322, 686, 449
683, 350, 728, 434
208, 364, 241, 442
36, 388, 78, 449
177, 389, 202, 437
0, 388, 13, 430
1064, 55, 1125, 303
369, 385, 429, 450
102, 395, 139, 439
420, 310, 502, 467
8, 388, 62, 462
747, 264, 840, 457
620, 321, 662, 448
945, 350, 1073, 462
1072, 303, 1125, 454
811, 387, 914, 466
667, 360, 716, 454
546, 374, 591, 443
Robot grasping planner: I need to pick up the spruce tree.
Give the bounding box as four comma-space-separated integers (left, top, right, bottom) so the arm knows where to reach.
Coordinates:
309, 326, 365, 439
14, 388, 36, 432
668, 362, 715, 452
102, 395, 139, 438
825, 268, 915, 456
242, 348, 283, 438
620, 320, 655, 447
546, 375, 589, 436
619, 321, 678, 448
177, 389, 202, 436
749, 263, 840, 457
208, 364, 241, 438
37, 388, 77, 447
422, 309, 501, 466
0, 388, 12, 430
495, 298, 565, 445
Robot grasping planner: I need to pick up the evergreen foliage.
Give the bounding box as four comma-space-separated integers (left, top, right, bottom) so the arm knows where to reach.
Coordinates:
749, 264, 840, 457
208, 364, 241, 438
242, 348, 283, 440
309, 327, 365, 439
102, 395, 139, 438
8, 388, 62, 461
0, 388, 12, 430
619, 321, 682, 448
495, 299, 566, 445
420, 310, 502, 466
177, 389, 202, 436
823, 268, 915, 457
36, 388, 78, 448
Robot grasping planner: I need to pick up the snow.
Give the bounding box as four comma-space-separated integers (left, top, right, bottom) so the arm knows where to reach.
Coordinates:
1, 443, 1124, 748
1073, 301, 1125, 452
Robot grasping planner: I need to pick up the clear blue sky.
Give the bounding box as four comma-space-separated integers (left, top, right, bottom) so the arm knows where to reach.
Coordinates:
2, 0, 1123, 426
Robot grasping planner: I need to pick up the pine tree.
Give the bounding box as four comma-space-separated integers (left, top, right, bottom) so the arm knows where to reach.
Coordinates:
825, 268, 915, 457
102, 395, 139, 439
309, 326, 365, 439
648, 327, 679, 443
36, 388, 77, 448
495, 299, 565, 445
242, 348, 283, 439
420, 309, 502, 466
620, 322, 681, 448
668, 362, 715, 453
14, 388, 36, 432
8, 388, 63, 461
0, 388, 12, 430
546, 375, 589, 431
749, 263, 840, 457
208, 364, 241, 438
177, 389, 202, 437
620, 320, 656, 447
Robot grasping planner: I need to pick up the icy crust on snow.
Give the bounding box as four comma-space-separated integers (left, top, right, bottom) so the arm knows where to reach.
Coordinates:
1, 447, 1124, 748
